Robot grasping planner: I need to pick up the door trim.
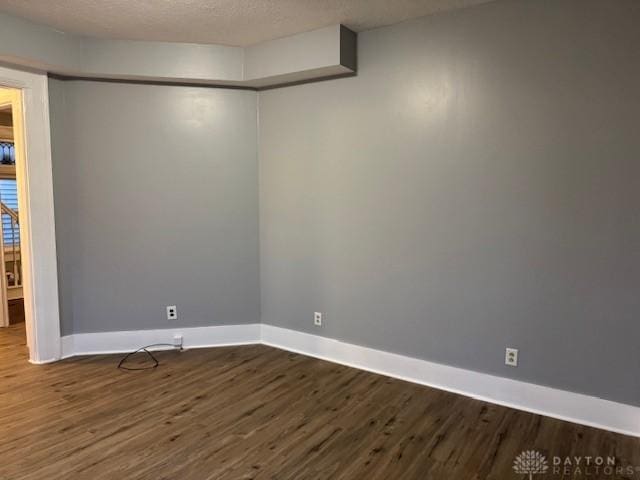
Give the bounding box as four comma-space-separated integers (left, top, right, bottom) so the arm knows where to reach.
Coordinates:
0, 66, 61, 363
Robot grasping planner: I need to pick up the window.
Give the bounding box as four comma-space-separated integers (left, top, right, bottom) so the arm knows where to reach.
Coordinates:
0, 142, 15, 165
0, 178, 19, 246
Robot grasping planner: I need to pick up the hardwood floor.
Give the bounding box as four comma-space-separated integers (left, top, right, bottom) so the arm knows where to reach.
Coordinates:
0, 323, 638, 479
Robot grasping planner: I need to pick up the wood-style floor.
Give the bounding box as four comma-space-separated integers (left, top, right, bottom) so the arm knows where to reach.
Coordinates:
0, 323, 638, 479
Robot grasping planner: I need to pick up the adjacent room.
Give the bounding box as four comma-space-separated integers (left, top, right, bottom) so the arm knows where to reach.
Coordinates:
0, 87, 27, 349
0, 0, 639, 478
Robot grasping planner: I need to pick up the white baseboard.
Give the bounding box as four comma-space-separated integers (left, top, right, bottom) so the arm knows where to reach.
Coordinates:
261, 324, 640, 438
61, 323, 261, 358
59, 322, 640, 438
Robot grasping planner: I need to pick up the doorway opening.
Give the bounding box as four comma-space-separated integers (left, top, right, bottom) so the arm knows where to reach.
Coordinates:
0, 87, 28, 352
0, 66, 61, 363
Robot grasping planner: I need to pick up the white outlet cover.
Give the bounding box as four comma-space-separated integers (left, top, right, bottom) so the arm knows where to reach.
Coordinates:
167, 305, 177, 320
314, 312, 322, 326
505, 347, 518, 367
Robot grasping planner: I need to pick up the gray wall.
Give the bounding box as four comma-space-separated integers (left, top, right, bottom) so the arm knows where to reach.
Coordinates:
49, 80, 259, 335
259, 0, 640, 406
46, 0, 640, 407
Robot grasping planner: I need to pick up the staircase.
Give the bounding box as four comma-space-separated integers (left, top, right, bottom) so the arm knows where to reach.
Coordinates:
1, 201, 21, 299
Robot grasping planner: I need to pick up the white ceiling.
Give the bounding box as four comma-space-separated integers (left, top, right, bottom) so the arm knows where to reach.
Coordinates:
0, 0, 494, 47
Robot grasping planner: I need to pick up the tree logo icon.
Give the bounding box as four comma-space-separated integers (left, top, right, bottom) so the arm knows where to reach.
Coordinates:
513, 450, 549, 479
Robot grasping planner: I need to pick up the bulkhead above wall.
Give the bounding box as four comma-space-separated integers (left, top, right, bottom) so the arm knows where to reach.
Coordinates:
0, 13, 356, 89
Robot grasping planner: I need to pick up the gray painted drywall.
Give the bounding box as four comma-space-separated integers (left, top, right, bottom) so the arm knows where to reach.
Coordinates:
259, 0, 640, 406
245, 25, 342, 81
79, 38, 244, 82
44, 0, 640, 407
0, 12, 81, 71
49, 79, 259, 335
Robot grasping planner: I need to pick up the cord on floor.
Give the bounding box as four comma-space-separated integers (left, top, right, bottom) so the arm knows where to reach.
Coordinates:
117, 343, 180, 371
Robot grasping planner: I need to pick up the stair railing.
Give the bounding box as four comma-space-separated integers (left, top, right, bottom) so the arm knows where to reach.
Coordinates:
0, 201, 20, 288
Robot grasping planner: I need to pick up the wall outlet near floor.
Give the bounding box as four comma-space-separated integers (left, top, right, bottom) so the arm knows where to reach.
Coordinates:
166, 305, 177, 320
505, 347, 518, 367
314, 312, 323, 326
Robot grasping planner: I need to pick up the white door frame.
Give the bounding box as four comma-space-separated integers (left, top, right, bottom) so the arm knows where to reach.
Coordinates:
0, 65, 61, 363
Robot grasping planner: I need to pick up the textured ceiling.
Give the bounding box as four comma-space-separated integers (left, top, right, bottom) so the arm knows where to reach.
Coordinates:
0, 0, 494, 47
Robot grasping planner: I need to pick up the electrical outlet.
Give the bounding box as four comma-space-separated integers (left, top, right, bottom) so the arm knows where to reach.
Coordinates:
505, 347, 518, 367
314, 312, 322, 326
166, 305, 177, 320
